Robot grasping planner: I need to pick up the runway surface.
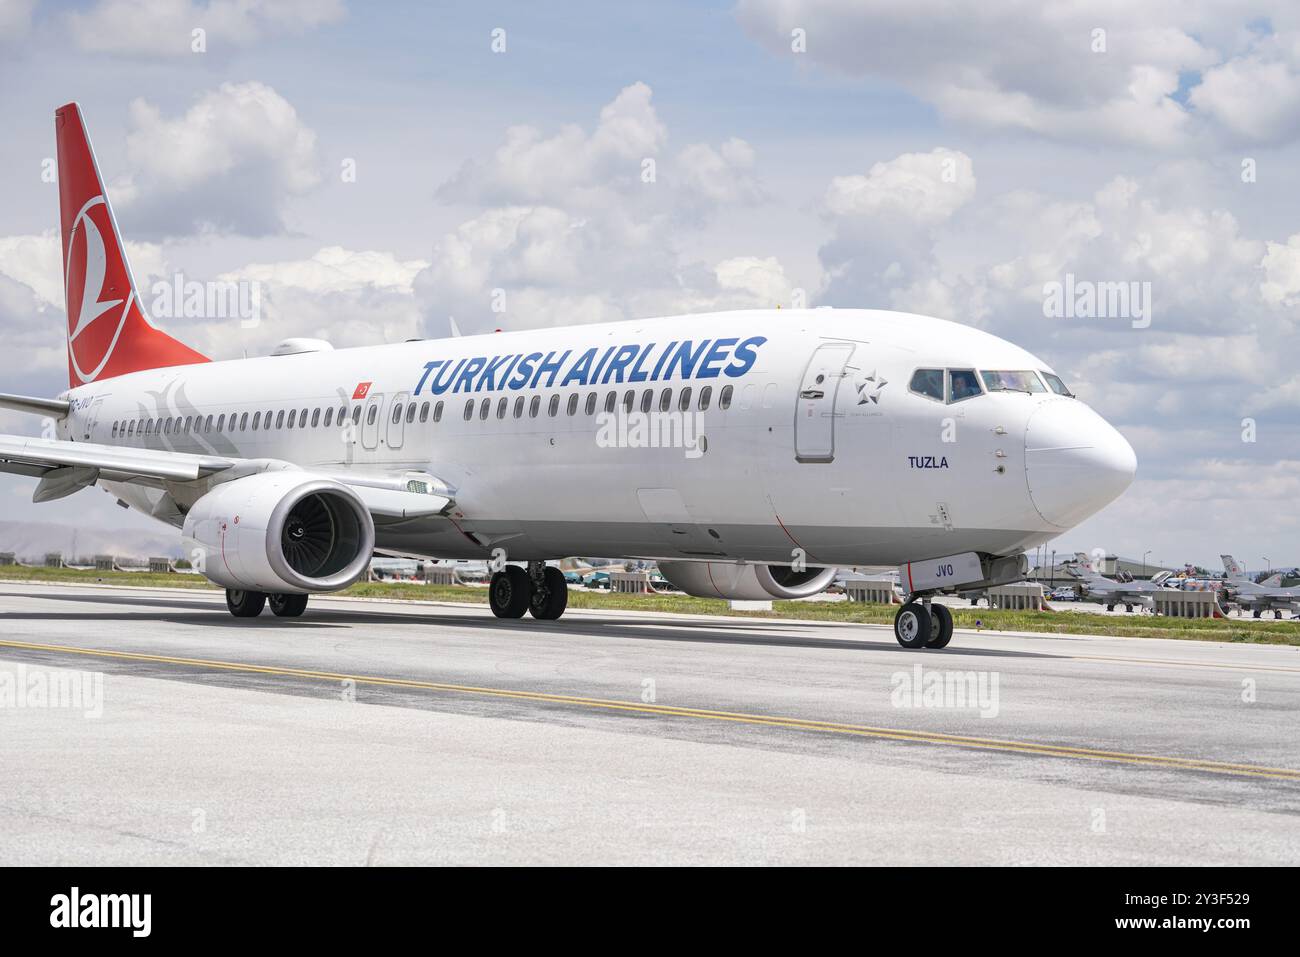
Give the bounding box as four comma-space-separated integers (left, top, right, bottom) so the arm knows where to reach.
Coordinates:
1, 580, 1298, 865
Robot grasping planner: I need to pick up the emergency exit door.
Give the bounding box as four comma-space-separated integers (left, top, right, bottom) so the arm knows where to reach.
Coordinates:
794, 342, 855, 463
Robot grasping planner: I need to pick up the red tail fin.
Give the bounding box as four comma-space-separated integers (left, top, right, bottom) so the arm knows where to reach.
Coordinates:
56, 102, 208, 389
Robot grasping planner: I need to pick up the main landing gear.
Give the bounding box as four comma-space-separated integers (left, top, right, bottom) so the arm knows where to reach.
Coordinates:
489, 562, 568, 621
893, 597, 953, 650
225, 589, 309, 618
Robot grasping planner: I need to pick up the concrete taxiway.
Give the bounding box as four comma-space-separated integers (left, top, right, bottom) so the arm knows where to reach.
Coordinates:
1, 581, 1297, 865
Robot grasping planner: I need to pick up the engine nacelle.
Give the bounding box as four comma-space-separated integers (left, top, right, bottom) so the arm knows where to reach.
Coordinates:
183, 472, 375, 594
657, 561, 837, 600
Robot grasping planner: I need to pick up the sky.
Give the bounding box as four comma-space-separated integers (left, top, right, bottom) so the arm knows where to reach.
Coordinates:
2, 0, 1300, 570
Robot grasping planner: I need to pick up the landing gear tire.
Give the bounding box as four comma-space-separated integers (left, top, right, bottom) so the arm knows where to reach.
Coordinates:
226, 589, 266, 618
269, 593, 309, 618
1253, 609, 1262, 619
489, 566, 531, 618
528, 566, 569, 620
1275, 609, 1283, 620
1124, 603, 1134, 613
894, 601, 932, 649
926, 603, 954, 649
1106, 603, 1116, 612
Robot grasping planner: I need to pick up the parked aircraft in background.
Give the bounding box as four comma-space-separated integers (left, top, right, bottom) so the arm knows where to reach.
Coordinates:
1221, 555, 1300, 618
1062, 553, 1172, 612
0, 103, 1136, 649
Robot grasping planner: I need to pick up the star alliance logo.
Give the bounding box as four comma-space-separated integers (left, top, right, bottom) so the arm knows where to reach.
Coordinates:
856, 370, 888, 405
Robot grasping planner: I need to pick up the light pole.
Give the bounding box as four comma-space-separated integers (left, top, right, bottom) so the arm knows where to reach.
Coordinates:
1142, 549, 1151, 578
1264, 557, 1270, 578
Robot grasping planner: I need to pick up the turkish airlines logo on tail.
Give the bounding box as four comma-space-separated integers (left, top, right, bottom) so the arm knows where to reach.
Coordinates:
65, 195, 131, 384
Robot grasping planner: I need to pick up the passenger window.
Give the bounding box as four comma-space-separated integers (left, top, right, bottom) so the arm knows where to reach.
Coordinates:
719, 385, 733, 410
112, 422, 119, 438
286, 410, 296, 429
497, 397, 508, 419
434, 401, 444, 422
275, 411, 284, 429
948, 370, 982, 403
699, 385, 712, 411
239, 413, 248, 431
419, 402, 430, 423
252, 412, 261, 430
367, 405, 378, 426
623, 390, 635, 413
909, 368, 944, 401
127, 421, 135, 436
309, 409, 318, 428
351, 407, 361, 426
640, 389, 653, 413
392, 403, 403, 425
164, 419, 172, 435
548, 395, 560, 416
184, 416, 193, 432
567, 394, 579, 416
217, 414, 227, 432
659, 388, 672, 412
406, 403, 417, 424
529, 396, 540, 418
479, 398, 491, 420
323, 408, 333, 428
585, 392, 597, 415
604, 391, 616, 414
463, 399, 474, 421
678, 387, 692, 412
513, 396, 524, 418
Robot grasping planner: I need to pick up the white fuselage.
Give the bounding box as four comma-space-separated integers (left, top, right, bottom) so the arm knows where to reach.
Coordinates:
56, 309, 1135, 568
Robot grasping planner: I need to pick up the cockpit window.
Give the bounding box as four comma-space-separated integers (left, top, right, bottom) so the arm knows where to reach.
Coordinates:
909, 368, 944, 401
1041, 372, 1073, 396
981, 370, 1046, 394
948, 369, 982, 403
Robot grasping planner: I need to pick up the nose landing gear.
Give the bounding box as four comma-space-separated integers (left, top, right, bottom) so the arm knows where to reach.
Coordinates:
893, 597, 954, 649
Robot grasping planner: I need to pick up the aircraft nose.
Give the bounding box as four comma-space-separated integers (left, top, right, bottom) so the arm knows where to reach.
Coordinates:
1024, 400, 1136, 529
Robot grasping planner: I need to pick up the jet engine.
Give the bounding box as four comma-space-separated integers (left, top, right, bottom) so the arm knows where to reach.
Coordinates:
657, 561, 837, 600
183, 472, 374, 594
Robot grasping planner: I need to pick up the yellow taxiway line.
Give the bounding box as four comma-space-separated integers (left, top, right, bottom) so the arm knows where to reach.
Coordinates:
1, 637, 1298, 781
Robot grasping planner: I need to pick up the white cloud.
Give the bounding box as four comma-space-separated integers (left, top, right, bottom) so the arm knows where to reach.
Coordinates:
824, 148, 974, 224
1190, 45, 1300, 144
676, 138, 765, 208
736, 1, 1300, 148
67, 0, 345, 57
1259, 234, 1300, 306
225, 246, 428, 294
116, 81, 323, 237
418, 84, 794, 334
440, 82, 666, 208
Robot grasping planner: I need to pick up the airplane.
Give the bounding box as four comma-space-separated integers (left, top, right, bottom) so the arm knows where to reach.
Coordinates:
0, 103, 1137, 650
1061, 553, 1171, 612
1221, 555, 1300, 618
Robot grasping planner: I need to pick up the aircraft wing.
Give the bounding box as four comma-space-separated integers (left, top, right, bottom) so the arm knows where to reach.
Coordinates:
0, 433, 235, 497
0, 433, 454, 518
